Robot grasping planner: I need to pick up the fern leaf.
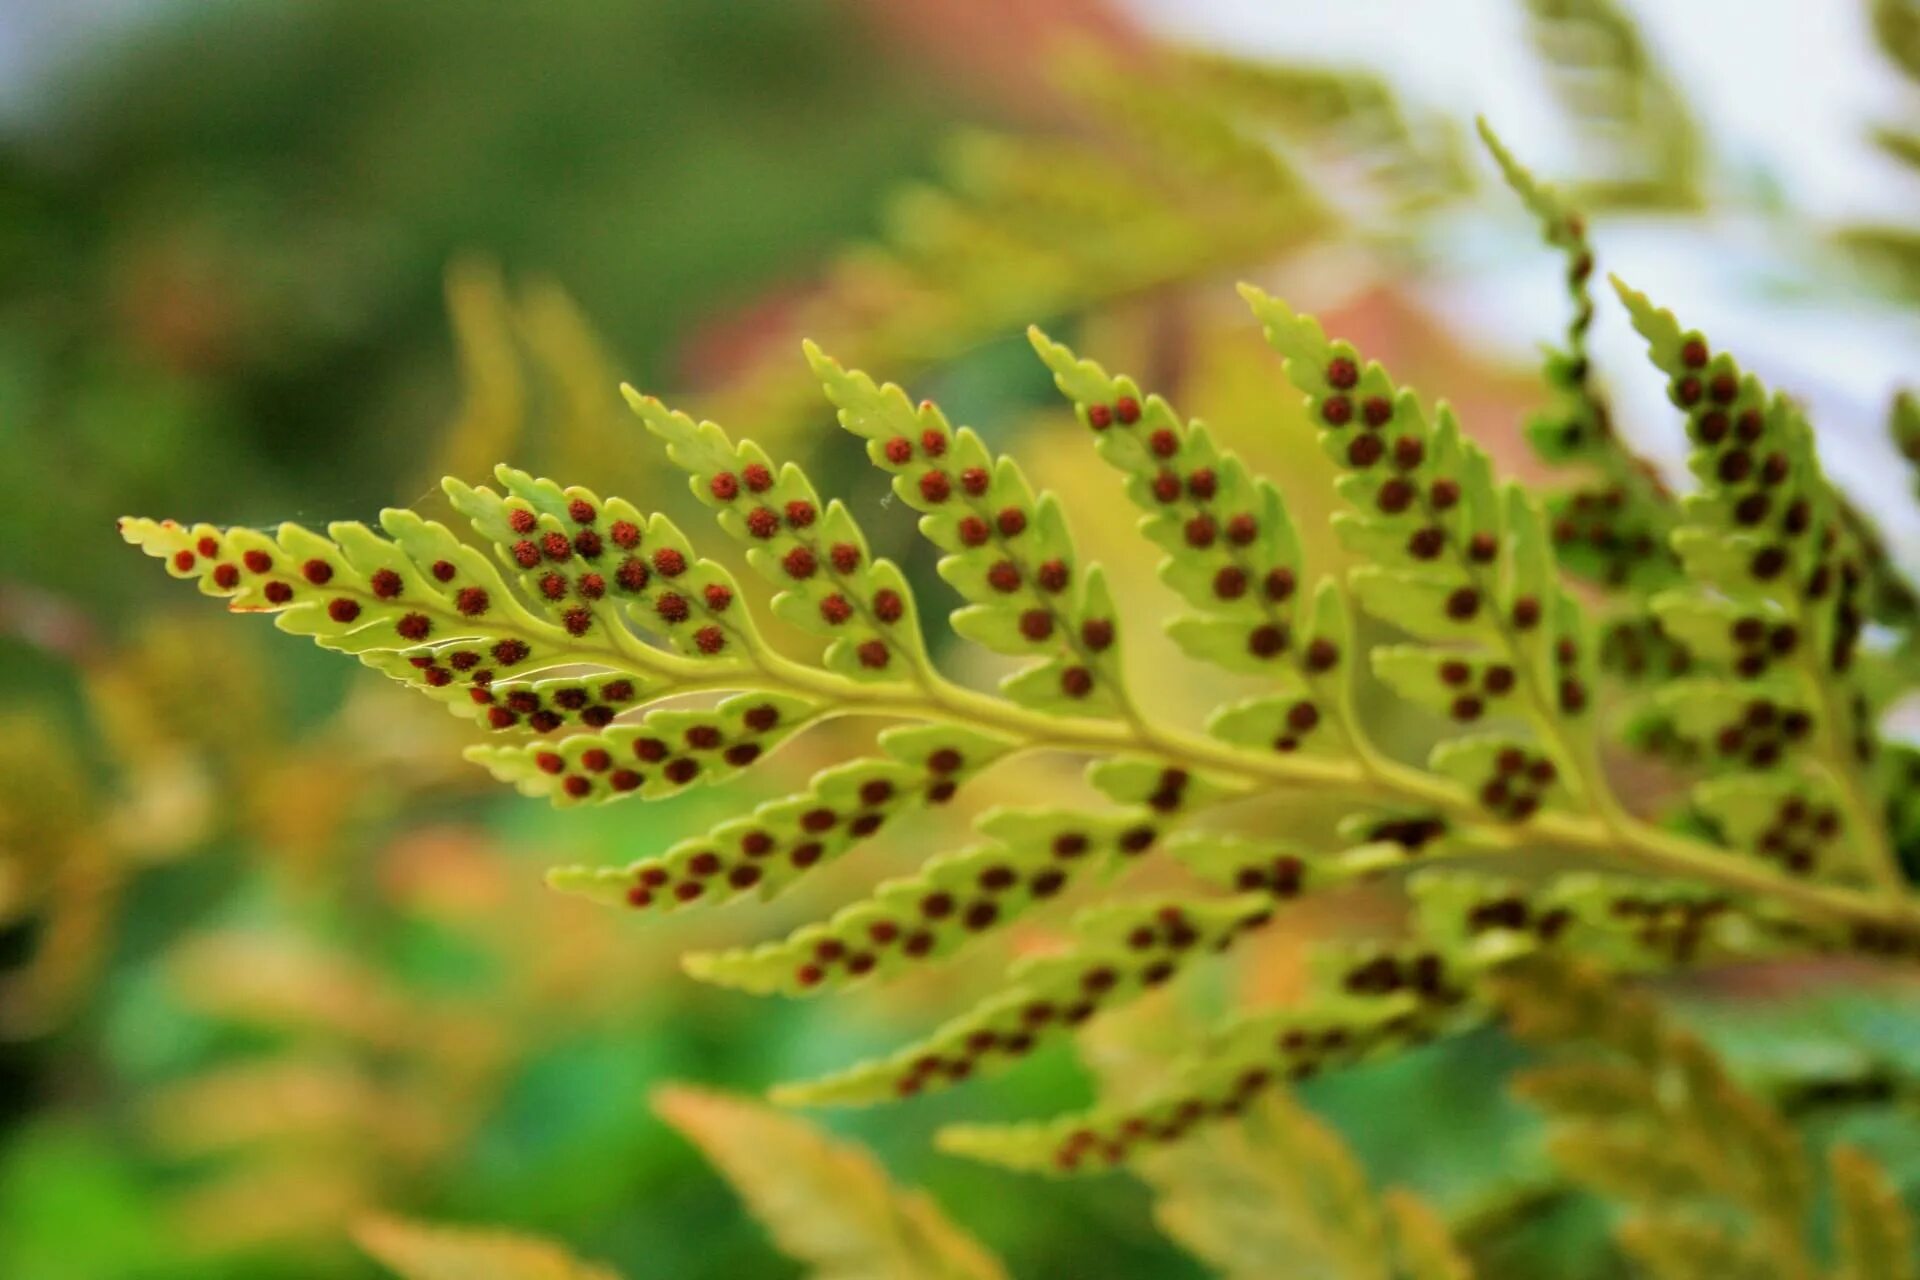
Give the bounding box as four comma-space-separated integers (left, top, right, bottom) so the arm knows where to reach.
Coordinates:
678, 801, 1152, 995
938, 939, 1463, 1175
118, 499, 702, 732
445, 466, 762, 665
704, 42, 1333, 435
467, 691, 821, 808
654, 1085, 1007, 1280
1179, 52, 1472, 216
353, 1215, 622, 1280
127, 280, 1920, 1169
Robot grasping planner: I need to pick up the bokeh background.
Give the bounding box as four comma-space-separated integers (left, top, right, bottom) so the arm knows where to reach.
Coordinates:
2, 1, 1918, 1277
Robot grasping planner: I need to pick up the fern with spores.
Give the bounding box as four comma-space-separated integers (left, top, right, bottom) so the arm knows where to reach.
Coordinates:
121, 122, 1920, 1189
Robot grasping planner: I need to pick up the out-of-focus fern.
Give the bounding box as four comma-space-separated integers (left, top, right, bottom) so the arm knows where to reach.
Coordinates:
135, 817, 700, 1258
355, 1215, 622, 1280
1842, 0, 1920, 298
1896, 393, 1920, 502
1175, 51, 1474, 220
352, 1088, 1004, 1280
1495, 957, 1916, 1280
123, 123, 1920, 1180
0, 612, 477, 1037
425, 261, 641, 499
705, 42, 1474, 434
1878, 0, 1920, 83
654, 1084, 1007, 1280
1519, 0, 1703, 210
1142, 1090, 1474, 1280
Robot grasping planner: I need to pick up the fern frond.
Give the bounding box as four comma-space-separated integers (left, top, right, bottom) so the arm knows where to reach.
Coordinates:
1243, 282, 1609, 818
653, 1084, 1007, 1280
126, 279, 1920, 1169
1028, 330, 1322, 687
705, 43, 1340, 434
549, 735, 1008, 919
428, 261, 527, 498
675, 801, 1153, 995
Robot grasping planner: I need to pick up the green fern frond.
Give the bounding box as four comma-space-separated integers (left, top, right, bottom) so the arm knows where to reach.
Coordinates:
124, 160, 1920, 1175
711, 28, 1565, 443
772, 892, 1273, 1106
